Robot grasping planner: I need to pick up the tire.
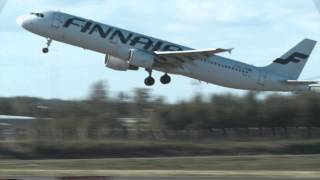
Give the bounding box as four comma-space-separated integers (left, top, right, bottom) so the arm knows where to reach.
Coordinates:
160, 74, 171, 84
144, 77, 155, 86
42, 48, 49, 54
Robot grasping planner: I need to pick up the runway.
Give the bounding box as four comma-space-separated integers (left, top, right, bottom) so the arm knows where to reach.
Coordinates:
1, 169, 318, 179
113, 178, 308, 180
1, 177, 311, 180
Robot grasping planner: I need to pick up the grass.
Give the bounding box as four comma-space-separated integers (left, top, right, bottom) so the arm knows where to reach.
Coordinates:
1, 138, 320, 177
1, 138, 320, 159
0, 155, 320, 177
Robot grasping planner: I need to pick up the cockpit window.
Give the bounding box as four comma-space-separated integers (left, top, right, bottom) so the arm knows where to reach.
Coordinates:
30, 12, 44, 18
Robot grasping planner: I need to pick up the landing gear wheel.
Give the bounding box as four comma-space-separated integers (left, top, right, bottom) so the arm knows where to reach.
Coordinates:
144, 76, 155, 86
42, 48, 49, 54
160, 74, 171, 84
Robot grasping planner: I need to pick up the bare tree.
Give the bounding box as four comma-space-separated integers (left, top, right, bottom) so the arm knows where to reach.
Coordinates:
88, 80, 109, 102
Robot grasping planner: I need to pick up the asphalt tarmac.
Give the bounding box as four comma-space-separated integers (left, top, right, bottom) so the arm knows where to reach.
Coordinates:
113, 178, 311, 180
2, 177, 312, 180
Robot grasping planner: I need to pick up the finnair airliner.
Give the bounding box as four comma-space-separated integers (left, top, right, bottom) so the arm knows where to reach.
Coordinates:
17, 11, 320, 91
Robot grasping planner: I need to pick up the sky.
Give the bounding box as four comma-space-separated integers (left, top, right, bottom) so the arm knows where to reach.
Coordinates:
0, 0, 320, 102
315, 0, 320, 12
0, 1, 6, 13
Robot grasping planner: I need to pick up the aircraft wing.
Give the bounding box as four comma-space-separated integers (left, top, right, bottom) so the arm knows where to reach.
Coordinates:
153, 48, 233, 68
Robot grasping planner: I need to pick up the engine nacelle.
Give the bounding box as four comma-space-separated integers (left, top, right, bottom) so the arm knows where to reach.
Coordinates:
105, 55, 139, 71
129, 49, 154, 69
106, 44, 131, 61
105, 55, 129, 71
107, 45, 154, 69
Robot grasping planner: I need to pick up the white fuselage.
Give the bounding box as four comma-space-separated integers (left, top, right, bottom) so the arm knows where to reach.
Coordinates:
18, 11, 310, 91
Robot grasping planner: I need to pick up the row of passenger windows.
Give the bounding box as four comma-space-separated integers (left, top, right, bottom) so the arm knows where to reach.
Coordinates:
200, 59, 252, 74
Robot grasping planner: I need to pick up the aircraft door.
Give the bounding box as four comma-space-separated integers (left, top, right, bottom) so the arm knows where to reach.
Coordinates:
51, 13, 64, 28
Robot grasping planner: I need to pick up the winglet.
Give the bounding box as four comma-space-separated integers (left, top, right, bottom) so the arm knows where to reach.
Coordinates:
227, 48, 234, 54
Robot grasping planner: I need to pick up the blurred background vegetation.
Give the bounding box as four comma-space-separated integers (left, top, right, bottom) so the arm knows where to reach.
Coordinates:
0, 80, 320, 159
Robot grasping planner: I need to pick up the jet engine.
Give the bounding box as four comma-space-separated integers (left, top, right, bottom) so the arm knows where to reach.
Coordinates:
105, 55, 139, 71
129, 49, 154, 69
105, 55, 130, 71
106, 44, 155, 69
105, 47, 154, 71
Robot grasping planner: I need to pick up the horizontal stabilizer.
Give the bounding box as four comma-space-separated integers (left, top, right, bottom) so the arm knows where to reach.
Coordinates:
282, 80, 320, 85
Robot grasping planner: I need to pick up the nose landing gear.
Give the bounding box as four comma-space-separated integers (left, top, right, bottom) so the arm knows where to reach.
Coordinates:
42, 38, 52, 54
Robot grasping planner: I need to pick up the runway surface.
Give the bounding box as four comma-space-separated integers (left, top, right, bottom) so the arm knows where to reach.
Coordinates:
113, 178, 307, 180
2, 169, 318, 179
1, 177, 311, 180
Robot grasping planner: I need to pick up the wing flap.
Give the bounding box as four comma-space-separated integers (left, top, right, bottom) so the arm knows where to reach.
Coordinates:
153, 48, 233, 68
154, 48, 233, 60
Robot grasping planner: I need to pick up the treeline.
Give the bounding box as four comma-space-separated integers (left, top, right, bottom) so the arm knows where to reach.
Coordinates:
0, 81, 320, 131
156, 92, 320, 130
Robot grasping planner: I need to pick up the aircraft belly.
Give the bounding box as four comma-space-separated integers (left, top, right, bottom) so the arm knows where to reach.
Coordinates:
186, 62, 255, 90
189, 65, 291, 91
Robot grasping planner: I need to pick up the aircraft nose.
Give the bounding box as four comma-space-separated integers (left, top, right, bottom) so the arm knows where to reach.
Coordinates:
17, 14, 33, 29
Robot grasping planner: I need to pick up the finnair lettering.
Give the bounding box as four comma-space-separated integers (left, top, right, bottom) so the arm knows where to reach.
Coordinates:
63, 17, 183, 52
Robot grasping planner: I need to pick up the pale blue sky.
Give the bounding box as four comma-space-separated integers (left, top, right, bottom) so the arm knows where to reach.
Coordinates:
0, 0, 320, 101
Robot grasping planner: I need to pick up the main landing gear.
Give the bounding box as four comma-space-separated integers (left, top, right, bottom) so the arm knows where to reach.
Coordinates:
144, 69, 155, 86
42, 38, 52, 54
160, 73, 171, 85
144, 69, 171, 86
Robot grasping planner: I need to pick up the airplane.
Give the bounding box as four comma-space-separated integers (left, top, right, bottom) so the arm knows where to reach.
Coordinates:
17, 10, 320, 92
